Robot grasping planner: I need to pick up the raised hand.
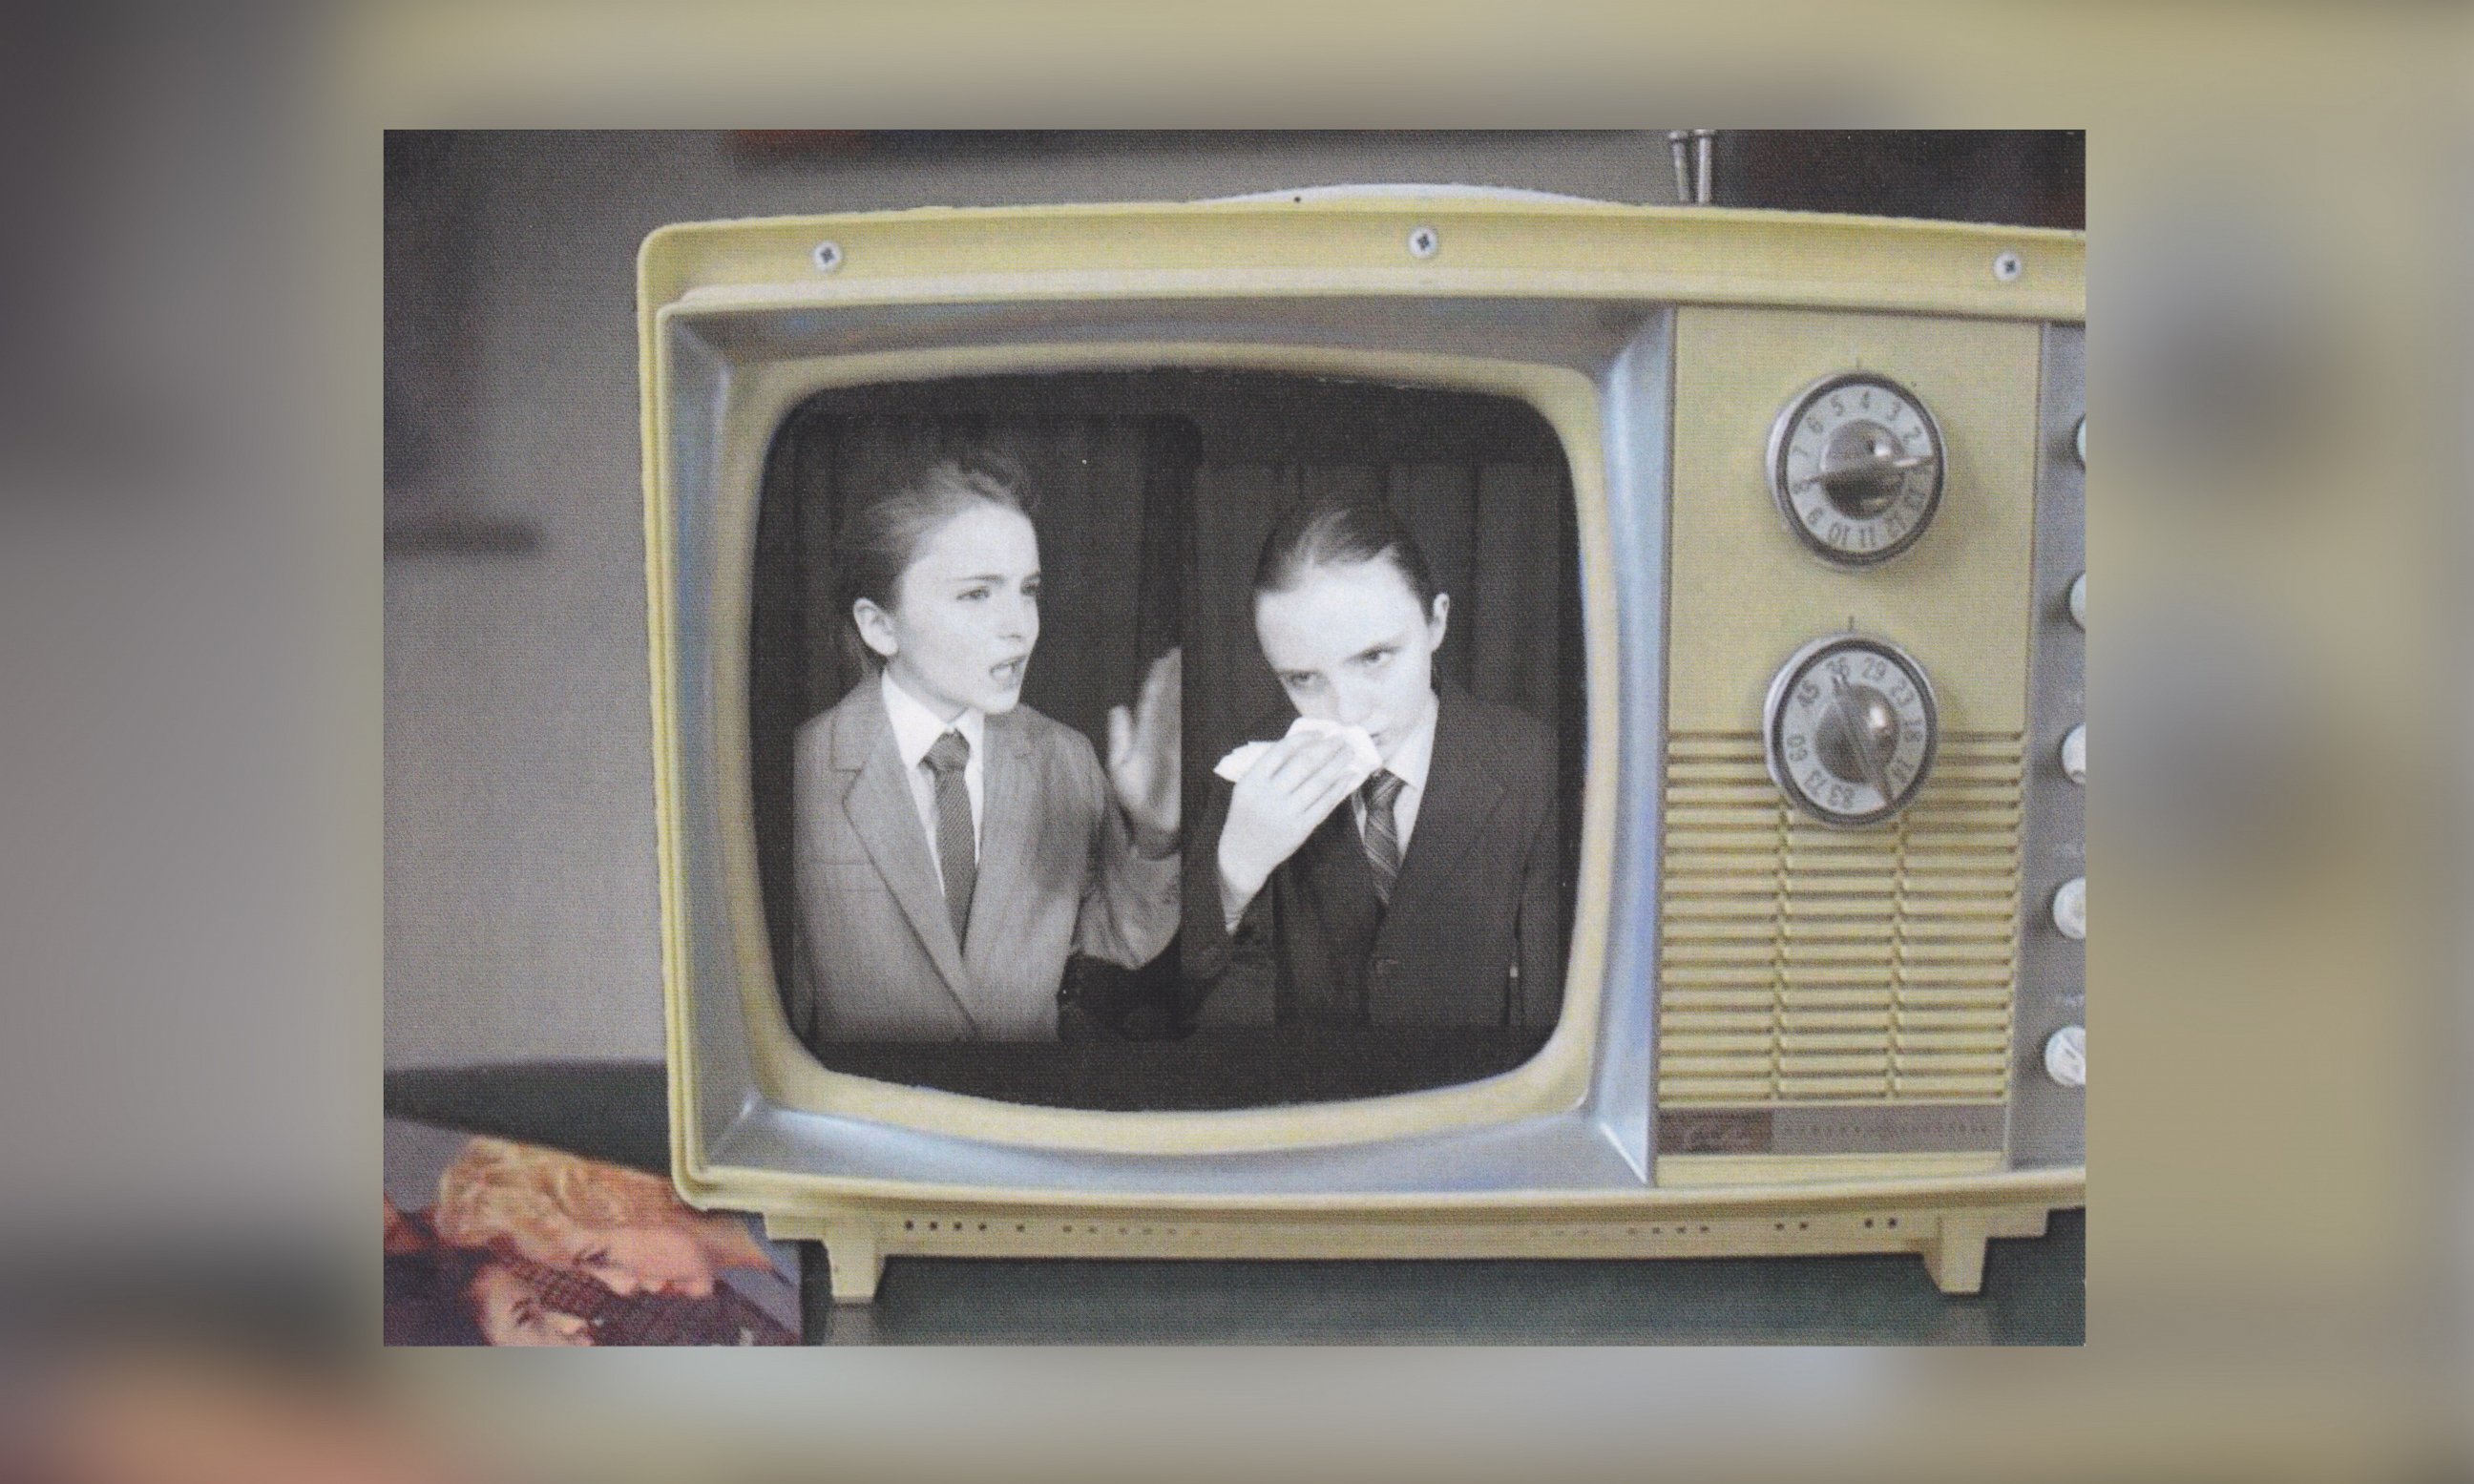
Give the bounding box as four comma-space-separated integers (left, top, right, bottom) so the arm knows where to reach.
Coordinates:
1215, 728, 1372, 921
1106, 648, 1182, 852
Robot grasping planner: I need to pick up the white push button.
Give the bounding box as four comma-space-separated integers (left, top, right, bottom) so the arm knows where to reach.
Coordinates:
2073, 416, 2086, 468
2051, 877, 2086, 940
2061, 724, 2086, 784
2067, 572, 2086, 630
2044, 1024, 2086, 1088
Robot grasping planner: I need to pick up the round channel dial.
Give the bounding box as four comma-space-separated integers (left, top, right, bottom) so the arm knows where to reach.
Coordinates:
1763, 634, 1940, 827
1766, 371, 1945, 566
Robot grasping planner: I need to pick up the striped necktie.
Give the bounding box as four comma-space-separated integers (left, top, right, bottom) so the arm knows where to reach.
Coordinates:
1361, 768, 1405, 908
923, 730, 975, 946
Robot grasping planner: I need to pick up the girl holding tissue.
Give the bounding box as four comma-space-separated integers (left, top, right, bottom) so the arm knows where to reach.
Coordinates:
789, 450, 1181, 1044
1187, 497, 1563, 1030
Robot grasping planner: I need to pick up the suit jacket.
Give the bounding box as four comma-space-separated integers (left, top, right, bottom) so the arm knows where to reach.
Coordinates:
788, 678, 1178, 1043
1184, 681, 1565, 1029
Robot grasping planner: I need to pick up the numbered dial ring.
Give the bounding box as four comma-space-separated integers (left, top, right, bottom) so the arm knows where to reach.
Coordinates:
1763, 635, 1940, 827
1767, 371, 1945, 566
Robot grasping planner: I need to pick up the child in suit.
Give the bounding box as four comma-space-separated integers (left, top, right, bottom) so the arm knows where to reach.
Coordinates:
790, 451, 1180, 1043
1189, 497, 1563, 1029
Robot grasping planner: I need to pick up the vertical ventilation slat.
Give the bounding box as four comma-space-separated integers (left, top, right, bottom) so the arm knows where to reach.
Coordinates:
1659, 732, 2022, 1108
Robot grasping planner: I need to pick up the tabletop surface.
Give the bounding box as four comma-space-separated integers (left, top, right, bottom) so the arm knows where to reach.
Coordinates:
385, 1061, 2082, 1347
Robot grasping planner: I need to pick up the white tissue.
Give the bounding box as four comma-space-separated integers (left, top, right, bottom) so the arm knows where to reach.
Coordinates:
1213, 717, 1382, 784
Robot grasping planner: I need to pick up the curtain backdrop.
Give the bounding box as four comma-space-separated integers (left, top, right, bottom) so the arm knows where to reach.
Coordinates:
748, 372, 1579, 1044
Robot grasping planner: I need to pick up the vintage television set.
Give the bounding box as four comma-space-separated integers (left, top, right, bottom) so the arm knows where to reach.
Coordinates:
639, 189, 2085, 1302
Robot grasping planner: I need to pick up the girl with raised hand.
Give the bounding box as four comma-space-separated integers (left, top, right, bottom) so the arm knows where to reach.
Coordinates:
791, 450, 1180, 1043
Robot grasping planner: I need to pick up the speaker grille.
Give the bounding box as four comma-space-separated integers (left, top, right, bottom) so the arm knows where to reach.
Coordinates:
1657, 731, 2023, 1106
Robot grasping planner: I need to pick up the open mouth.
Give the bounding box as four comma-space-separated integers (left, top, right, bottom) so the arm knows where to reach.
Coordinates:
990, 657, 1028, 687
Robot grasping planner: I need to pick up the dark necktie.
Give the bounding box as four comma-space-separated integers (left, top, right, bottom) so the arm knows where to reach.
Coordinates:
923, 730, 975, 947
1361, 768, 1405, 908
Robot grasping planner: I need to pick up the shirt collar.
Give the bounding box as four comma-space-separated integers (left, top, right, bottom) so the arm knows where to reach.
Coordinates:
880, 668, 986, 771
1377, 688, 1439, 796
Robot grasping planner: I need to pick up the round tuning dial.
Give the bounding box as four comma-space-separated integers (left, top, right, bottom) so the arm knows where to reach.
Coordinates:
1763, 634, 1940, 828
1767, 371, 1946, 566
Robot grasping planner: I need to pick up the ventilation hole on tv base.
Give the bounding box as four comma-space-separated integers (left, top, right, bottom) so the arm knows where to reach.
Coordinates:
1015, 1223, 1025, 1233
1798, 1222, 1810, 1230
903, 1220, 914, 1231
977, 1223, 987, 1232
1886, 1218, 1898, 1228
1863, 1219, 1875, 1228
1774, 1222, 1785, 1231
1698, 1224, 1709, 1234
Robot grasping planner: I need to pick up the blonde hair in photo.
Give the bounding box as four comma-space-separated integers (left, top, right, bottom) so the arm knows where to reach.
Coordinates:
431, 1137, 765, 1269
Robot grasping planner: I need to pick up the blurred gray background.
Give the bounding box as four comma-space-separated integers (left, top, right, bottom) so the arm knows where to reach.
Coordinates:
6, 0, 2457, 1455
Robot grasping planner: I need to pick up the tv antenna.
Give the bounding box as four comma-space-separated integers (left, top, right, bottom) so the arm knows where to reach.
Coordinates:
1667, 129, 1719, 204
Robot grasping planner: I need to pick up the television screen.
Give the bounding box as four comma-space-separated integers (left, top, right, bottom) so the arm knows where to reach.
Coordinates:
746, 370, 1584, 1109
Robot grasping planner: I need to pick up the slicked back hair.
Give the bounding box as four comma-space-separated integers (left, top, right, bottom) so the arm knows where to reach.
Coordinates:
1250, 496, 1440, 615
833, 448, 1035, 672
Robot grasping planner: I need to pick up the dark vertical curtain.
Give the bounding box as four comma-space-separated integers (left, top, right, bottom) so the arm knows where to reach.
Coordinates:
749, 372, 1578, 1046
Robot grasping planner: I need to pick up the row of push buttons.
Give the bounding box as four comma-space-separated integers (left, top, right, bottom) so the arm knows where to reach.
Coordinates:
2043, 418, 2086, 1088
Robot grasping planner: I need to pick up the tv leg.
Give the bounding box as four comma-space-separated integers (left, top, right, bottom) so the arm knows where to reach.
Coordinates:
824, 1226, 884, 1305
1921, 1213, 1989, 1295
